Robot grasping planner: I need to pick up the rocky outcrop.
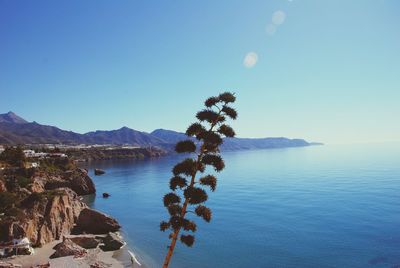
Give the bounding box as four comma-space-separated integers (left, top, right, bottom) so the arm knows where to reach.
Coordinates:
27, 175, 45, 193
99, 232, 124, 251
0, 222, 25, 243
0, 179, 7, 192
45, 169, 95, 195
67, 169, 96, 195
70, 235, 100, 249
77, 208, 120, 234
50, 238, 87, 259
0, 160, 122, 259
20, 188, 87, 246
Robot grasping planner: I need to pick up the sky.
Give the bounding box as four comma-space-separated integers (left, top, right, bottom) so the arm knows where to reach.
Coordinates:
1, 0, 399, 144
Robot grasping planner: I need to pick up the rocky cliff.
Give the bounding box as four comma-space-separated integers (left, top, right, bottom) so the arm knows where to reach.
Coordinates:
0, 158, 119, 250
1, 188, 86, 246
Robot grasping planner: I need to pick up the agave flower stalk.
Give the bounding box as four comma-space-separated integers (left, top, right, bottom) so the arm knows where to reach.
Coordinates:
160, 92, 238, 268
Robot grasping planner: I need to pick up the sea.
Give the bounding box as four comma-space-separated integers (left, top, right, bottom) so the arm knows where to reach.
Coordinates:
82, 143, 400, 268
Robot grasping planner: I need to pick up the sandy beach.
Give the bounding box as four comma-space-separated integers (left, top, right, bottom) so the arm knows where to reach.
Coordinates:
3, 238, 144, 268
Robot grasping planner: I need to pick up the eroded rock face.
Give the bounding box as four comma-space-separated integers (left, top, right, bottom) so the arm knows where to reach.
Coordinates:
50, 238, 87, 259
0, 222, 26, 243
0, 163, 121, 253
70, 235, 100, 249
100, 232, 124, 251
0, 179, 7, 192
28, 176, 45, 193
20, 188, 87, 246
77, 208, 120, 234
45, 169, 96, 196
65, 169, 96, 195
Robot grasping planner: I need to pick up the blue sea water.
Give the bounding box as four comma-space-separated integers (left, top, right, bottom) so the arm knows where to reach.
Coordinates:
83, 143, 400, 268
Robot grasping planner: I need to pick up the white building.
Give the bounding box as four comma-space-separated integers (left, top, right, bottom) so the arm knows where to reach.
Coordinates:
23, 150, 36, 157
29, 162, 39, 168
23, 150, 49, 158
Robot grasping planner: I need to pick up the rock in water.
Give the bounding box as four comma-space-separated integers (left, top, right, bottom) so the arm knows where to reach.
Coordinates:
102, 192, 110, 198
100, 232, 125, 251
77, 208, 121, 234
94, 169, 105, 176
50, 238, 87, 259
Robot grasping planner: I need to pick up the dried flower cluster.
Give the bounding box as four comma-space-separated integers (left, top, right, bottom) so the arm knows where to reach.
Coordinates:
161, 92, 237, 268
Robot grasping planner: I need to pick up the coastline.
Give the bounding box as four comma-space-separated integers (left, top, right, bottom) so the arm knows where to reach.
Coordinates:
0, 152, 144, 268
4, 236, 143, 268
2, 206, 145, 268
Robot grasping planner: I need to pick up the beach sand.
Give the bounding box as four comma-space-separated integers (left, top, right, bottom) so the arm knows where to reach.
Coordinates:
5, 240, 59, 267
4, 239, 144, 268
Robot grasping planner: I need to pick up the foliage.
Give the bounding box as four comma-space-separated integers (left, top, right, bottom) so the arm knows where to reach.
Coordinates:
0, 146, 26, 167
199, 175, 217, 191
160, 92, 237, 268
175, 140, 196, 153
169, 176, 187, 190
0, 192, 19, 213
21, 190, 64, 208
41, 189, 64, 199
17, 176, 33, 188
4, 207, 25, 220
39, 158, 74, 173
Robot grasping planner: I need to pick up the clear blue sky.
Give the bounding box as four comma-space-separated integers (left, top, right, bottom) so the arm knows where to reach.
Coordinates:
1, 0, 399, 144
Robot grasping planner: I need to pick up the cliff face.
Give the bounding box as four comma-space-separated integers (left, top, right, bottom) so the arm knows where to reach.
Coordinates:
23, 188, 86, 246
0, 188, 86, 246
43, 169, 96, 195
0, 159, 118, 249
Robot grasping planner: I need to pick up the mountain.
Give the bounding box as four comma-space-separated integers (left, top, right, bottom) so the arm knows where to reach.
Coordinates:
151, 129, 312, 151
0, 121, 86, 144
151, 129, 192, 144
84, 127, 165, 146
222, 137, 309, 150
0, 123, 164, 147
0, 112, 321, 150
0, 111, 28, 124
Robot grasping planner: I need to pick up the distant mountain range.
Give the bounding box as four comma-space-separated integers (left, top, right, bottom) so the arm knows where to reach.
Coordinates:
0, 112, 321, 150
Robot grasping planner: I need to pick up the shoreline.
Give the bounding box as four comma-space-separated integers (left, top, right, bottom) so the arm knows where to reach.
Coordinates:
0, 157, 146, 268
3, 233, 145, 268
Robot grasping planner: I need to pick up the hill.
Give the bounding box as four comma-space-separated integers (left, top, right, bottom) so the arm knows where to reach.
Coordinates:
151, 129, 312, 151
0, 112, 320, 150
0, 111, 28, 124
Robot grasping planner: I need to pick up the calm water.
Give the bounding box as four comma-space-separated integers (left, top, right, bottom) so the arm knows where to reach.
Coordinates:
83, 143, 400, 268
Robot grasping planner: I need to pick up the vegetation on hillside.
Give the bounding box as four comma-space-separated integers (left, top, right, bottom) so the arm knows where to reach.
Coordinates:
0, 146, 25, 168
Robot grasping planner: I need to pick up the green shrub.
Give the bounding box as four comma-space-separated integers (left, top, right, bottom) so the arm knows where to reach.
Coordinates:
0, 192, 18, 213
5, 207, 25, 220
17, 176, 32, 188
27, 192, 44, 203
0, 147, 25, 167
43, 189, 64, 199
39, 158, 74, 173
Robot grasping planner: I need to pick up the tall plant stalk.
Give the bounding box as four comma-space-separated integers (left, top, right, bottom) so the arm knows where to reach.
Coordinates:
160, 92, 237, 268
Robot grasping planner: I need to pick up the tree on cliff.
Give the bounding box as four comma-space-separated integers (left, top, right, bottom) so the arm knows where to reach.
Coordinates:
160, 92, 238, 268
0, 146, 26, 168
